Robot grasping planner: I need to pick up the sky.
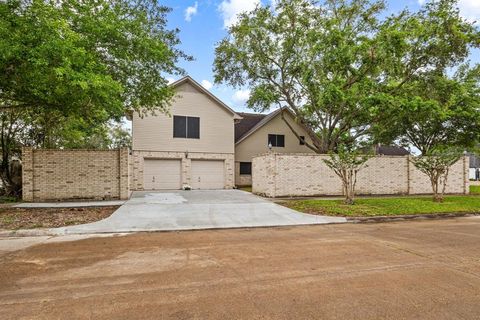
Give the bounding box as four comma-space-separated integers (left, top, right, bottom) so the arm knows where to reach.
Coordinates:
160, 0, 480, 114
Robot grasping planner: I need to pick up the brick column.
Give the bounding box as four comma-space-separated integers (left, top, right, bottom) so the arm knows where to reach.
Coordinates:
464, 155, 469, 195
406, 155, 411, 195
22, 146, 34, 201
224, 155, 234, 189
118, 148, 130, 199
407, 155, 412, 195
182, 157, 191, 187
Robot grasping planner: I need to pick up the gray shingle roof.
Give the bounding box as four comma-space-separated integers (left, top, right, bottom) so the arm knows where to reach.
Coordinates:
234, 112, 268, 142
375, 145, 410, 156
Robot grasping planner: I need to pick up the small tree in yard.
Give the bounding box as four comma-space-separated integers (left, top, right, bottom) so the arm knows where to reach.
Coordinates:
323, 146, 369, 205
411, 150, 462, 203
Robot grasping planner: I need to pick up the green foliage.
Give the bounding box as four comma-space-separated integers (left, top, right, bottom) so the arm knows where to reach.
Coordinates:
372, 0, 480, 153
214, 0, 480, 154
470, 185, 480, 195
411, 149, 463, 202
108, 123, 131, 149
323, 145, 370, 204
214, 0, 386, 153
0, 0, 191, 117
0, 0, 188, 196
373, 69, 480, 155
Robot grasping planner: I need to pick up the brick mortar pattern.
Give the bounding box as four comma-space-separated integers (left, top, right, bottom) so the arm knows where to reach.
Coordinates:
22, 147, 130, 201
253, 153, 469, 197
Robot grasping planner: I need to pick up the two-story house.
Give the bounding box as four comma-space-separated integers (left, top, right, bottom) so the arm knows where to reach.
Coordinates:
129, 76, 314, 190
234, 109, 316, 186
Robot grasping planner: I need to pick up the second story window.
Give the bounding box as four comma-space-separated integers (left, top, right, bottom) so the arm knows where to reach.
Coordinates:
268, 134, 285, 147
173, 116, 200, 139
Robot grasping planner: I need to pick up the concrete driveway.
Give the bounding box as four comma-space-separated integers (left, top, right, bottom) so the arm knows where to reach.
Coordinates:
53, 190, 345, 234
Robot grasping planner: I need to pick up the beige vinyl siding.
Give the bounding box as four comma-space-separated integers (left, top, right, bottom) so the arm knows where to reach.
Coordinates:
132, 82, 235, 154
234, 112, 315, 162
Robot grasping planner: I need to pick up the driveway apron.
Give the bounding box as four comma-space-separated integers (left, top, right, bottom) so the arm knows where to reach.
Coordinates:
53, 190, 346, 234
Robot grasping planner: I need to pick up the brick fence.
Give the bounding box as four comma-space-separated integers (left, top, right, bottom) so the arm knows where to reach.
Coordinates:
252, 153, 469, 197
22, 147, 130, 201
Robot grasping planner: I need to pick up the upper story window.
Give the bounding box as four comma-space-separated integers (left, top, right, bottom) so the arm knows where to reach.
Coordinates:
268, 134, 285, 147
173, 116, 200, 139
299, 136, 305, 145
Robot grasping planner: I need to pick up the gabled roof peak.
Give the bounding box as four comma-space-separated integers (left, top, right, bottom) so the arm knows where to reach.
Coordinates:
235, 107, 293, 144
171, 76, 242, 119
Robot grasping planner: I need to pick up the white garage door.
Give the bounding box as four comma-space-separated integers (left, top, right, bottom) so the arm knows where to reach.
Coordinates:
191, 160, 225, 189
143, 159, 181, 190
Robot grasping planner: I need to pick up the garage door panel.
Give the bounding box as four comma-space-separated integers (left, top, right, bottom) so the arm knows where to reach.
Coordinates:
144, 159, 181, 190
191, 160, 224, 189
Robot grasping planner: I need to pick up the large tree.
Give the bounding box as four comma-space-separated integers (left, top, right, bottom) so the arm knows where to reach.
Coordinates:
372, 0, 480, 154
0, 0, 190, 117
214, 0, 480, 154
372, 1, 480, 202
0, 0, 190, 195
215, 0, 386, 153
373, 68, 480, 155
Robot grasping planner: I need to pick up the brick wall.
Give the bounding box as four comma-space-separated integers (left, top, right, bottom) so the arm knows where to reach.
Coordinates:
22, 147, 130, 201
253, 153, 469, 197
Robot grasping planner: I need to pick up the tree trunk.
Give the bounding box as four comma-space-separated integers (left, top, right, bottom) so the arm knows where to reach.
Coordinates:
433, 193, 444, 202
438, 168, 450, 203
342, 170, 356, 205
344, 192, 354, 205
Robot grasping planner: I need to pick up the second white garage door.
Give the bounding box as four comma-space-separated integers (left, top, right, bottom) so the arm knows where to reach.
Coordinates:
143, 159, 181, 190
191, 160, 225, 189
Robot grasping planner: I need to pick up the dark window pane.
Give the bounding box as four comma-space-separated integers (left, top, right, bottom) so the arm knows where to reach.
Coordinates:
173, 116, 186, 138
277, 135, 285, 147
187, 117, 200, 139
299, 136, 305, 145
268, 134, 275, 146
240, 162, 252, 175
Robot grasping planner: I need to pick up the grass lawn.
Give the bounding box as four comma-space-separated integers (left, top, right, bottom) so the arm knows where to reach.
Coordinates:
0, 196, 18, 203
0, 206, 119, 230
470, 185, 480, 195
282, 196, 480, 217
238, 186, 252, 192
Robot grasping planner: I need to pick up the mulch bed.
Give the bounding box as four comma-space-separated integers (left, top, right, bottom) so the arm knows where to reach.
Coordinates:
0, 206, 119, 230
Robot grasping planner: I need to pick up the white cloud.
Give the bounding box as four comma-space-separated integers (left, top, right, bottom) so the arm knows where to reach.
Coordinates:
458, 0, 480, 23
418, 0, 480, 23
185, 2, 198, 22
201, 80, 213, 90
232, 89, 250, 104
166, 77, 175, 84
218, 0, 260, 28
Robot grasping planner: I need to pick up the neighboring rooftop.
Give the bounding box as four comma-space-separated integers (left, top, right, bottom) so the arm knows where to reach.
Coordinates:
374, 145, 410, 156
235, 111, 410, 157
234, 112, 267, 142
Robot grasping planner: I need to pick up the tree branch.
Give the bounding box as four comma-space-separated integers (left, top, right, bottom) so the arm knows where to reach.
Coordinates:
280, 110, 319, 153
